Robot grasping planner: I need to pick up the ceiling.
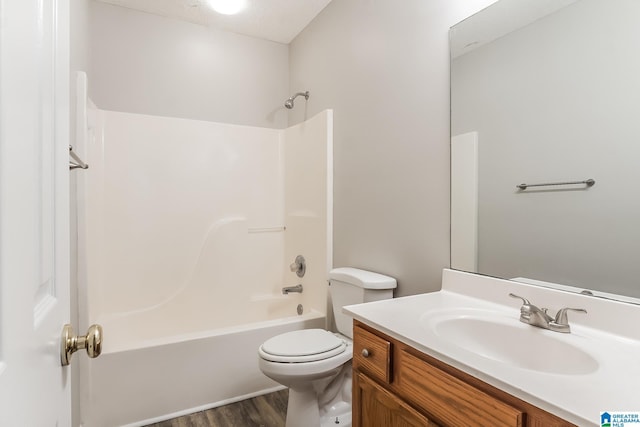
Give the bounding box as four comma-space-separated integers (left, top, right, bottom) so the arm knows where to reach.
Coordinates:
95, 0, 333, 44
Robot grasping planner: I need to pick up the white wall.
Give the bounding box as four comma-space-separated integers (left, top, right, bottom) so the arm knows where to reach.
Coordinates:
89, 1, 289, 129
288, 0, 498, 296
451, 0, 640, 297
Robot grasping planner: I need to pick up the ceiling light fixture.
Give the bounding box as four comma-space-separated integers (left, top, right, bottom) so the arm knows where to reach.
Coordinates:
206, 0, 247, 15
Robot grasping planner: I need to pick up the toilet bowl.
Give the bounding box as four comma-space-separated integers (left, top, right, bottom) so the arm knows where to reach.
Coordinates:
259, 329, 353, 427
258, 268, 397, 427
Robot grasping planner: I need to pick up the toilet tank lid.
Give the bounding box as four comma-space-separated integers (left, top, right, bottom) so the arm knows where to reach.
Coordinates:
329, 267, 397, 290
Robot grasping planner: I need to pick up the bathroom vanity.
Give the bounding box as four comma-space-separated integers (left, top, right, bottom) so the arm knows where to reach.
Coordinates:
344, 269, 640, 427
352, 321, 570, 426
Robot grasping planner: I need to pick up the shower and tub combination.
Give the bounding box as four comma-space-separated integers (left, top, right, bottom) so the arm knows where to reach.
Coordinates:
75, 78, 332, 426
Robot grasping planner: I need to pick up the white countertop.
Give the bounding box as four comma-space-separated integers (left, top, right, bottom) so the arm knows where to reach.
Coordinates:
343, 269, 640, 427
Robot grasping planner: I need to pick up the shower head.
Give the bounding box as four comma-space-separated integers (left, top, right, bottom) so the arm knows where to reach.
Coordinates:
284, 91, 309, 109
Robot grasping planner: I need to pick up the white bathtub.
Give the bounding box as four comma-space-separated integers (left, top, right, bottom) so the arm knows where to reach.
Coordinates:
80, 301, 325, 427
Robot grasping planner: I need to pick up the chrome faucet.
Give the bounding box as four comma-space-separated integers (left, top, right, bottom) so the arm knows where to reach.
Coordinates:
509, 293, 586, 333
282, 284, 303, 295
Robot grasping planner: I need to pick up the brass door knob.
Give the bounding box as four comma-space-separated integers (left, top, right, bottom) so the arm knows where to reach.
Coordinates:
60, 324, 103, 366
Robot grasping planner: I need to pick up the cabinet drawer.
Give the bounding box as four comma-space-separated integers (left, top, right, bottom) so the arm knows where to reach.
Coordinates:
396, 349, 524, 427
353, 326, 392, 383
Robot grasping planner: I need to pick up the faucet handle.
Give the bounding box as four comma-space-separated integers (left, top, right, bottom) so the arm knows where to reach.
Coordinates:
289, 255, 306, 277
508, 293, 531, 305
509, 293, 535, 322
554, 307, 587, 325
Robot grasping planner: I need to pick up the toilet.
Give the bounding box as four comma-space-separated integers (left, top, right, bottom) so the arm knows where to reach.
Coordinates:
258, 267, 397, 427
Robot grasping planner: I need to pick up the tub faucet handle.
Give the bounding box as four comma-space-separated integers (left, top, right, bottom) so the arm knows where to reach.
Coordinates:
289, 255, 306, 278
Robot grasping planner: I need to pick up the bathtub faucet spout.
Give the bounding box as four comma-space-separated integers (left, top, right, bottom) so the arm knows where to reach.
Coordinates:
282, 284, 303, 295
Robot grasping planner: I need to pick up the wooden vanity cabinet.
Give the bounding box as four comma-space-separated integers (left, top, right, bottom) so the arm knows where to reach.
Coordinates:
352, 320, 576, 427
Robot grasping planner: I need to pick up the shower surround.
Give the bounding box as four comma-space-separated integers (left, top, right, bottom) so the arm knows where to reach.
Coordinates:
77, 107, 333, 426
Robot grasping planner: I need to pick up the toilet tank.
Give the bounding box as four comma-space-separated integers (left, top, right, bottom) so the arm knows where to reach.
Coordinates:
329, 267, 397, 339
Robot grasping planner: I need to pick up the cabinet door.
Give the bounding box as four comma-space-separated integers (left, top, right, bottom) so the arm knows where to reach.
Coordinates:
354, 373, 437, 427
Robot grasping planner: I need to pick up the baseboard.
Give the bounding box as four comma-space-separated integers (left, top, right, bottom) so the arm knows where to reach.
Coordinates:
118, 385, 287, 427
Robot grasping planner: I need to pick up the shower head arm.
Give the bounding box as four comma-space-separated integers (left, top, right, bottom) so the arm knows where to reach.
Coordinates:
291, 91, 309, 101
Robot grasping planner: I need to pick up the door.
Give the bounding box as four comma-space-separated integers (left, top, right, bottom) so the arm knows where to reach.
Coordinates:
0, 0, 72, 425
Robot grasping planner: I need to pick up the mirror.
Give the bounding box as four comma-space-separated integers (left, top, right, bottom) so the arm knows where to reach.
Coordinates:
450, 0, 640, 301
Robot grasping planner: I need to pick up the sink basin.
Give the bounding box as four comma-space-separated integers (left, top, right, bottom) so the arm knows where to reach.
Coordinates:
422, 310, 599, 375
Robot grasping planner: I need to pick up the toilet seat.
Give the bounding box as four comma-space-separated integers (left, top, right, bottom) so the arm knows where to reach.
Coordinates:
259, 329, 347, 363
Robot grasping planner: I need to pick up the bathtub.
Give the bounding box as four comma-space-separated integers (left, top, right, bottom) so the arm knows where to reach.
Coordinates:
80, 300, 325, 427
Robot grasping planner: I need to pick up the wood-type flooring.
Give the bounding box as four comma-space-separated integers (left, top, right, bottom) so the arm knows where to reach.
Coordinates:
145, 389, 288, 427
